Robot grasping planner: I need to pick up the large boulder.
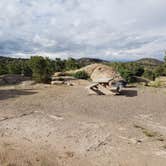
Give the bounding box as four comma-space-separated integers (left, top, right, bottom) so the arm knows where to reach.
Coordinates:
0, 79, 6, 85
70, 63, 122, 82
90, 64, 121, 82
52, 63, 122, 83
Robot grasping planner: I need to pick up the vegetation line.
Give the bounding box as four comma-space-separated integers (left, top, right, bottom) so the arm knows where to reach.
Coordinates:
0, 55, 166, 84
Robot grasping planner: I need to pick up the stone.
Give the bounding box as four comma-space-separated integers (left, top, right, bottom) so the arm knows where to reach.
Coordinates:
51, 81, 64, 85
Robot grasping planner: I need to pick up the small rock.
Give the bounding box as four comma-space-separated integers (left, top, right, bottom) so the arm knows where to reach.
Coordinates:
136, 139, 142, 143
66, 82, 73, 86
51, 81, 64, 85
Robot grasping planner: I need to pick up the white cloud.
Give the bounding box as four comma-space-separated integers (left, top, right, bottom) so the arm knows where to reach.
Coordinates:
33, 35, 56, 47
0, 0, 166, 60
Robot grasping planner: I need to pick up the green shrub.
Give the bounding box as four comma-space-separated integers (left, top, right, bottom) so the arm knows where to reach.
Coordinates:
73, 70, 89, 79
7, 60, 22, 74
119, 69, 136, 83
0, 63, 8, 75
28, 56, 54, 83
22, 61, 32, 76
143, 70, 155, 81
154, 65, 166, 77
109, 62, 142, 83
65, 58, 80, 70
54, 58, 66, 72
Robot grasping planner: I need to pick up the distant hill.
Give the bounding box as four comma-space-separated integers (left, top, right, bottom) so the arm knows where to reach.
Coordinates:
0, 56, 28, 62
77, 57, 108, 66
135, 58, 163, 67
0, 56, 163, 68
77, 57, 164, 68
0, 56, 13, 61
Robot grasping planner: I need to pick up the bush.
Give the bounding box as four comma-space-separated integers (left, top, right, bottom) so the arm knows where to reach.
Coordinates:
133, 65, 144, 76
119, 69, 135, 83
7, 60, 22, 74
0, 63, 8, 75
54, 58, 65, 72
65, 58, 80, 70
164, 55, 166, 63
73, 71, 89, 80
28, 56, 54, 83
143, 70, 155, 81
154, 65, 166, 77
22, 61, 32, 76
110, 62, 143, 83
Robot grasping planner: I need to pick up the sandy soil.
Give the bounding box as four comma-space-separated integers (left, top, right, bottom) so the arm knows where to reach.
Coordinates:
0, 81, 166, 166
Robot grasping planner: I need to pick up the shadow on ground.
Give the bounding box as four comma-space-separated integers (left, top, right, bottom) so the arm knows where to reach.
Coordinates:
120, 89, 138, 97
0, 89, 37, 100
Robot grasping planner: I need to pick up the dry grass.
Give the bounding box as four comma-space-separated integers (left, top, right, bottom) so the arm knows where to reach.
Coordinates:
133, 124, 144, 130
142, 130, 158, 137
0, 150, 34, 166
0, 149, 59, 166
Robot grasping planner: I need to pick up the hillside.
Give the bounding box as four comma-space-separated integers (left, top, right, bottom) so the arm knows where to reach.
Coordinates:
77, 57, 108, 66
136, 58, 163, 66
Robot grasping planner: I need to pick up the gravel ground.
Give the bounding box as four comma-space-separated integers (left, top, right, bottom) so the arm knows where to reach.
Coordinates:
0, 82, 166, 166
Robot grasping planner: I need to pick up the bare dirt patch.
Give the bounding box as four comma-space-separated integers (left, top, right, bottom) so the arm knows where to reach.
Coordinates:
0, 83, 166, 166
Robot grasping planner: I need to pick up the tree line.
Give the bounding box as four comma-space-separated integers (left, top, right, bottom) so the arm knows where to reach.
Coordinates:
0, 55, 166, 83
109, 56, 166, 83
0, 56, 81, 83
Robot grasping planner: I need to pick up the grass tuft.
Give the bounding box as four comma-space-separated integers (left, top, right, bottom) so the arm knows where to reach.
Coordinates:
142, 130, 158, 137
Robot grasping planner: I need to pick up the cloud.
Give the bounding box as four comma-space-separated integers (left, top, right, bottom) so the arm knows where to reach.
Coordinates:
0, 0, 166, 60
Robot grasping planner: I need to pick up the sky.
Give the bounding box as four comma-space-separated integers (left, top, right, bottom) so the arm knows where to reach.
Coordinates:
0, 0, 166, 61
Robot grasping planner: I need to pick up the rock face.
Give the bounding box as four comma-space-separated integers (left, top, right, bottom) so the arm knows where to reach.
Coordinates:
52, 76, 76, 81
51, 80, 64, 85
51, 75, 76, 85
70, 63, 122, 82
52, 63, 122, 84
90, 64, 120, 82
0, 74, 30, 85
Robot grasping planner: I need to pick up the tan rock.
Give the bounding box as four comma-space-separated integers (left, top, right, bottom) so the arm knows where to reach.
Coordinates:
66, 63, 121, 82
51, 81, 64, 85
90, 64, 120, 82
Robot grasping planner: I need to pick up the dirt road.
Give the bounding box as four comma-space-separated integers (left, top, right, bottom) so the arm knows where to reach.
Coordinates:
0, 82, 166, 166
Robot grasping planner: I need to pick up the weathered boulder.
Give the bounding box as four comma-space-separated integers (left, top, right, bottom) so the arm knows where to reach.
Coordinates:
90, 64, 121, 82
0, 74, 30, 85
51, 75, 76, 86
51, 76, 76, 81
52, 72, 65, 77
0, 78, 6, 85
66, 63, 122, 82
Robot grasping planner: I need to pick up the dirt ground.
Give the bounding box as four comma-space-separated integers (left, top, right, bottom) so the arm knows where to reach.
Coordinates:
0, 81, 166, 166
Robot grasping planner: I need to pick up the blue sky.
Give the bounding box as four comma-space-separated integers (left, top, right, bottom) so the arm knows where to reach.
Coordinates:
0, 0, 166, 61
